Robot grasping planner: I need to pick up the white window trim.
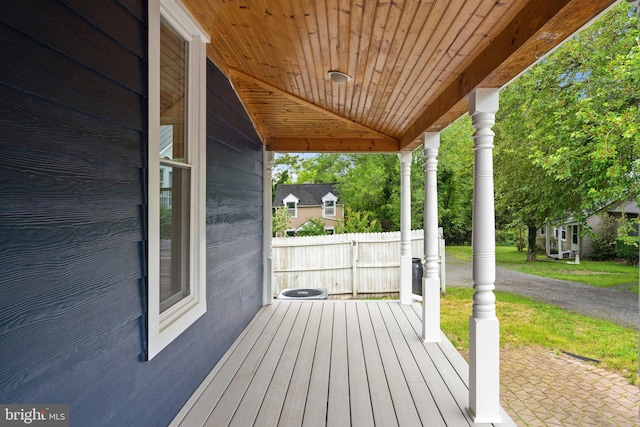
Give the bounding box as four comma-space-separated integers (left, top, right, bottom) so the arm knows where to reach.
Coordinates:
283, 194, 299, 218
321, 192, 337, 217
147, 0, 210, 360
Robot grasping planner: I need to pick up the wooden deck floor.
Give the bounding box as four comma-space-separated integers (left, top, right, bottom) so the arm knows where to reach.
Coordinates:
170, 301, 515, 426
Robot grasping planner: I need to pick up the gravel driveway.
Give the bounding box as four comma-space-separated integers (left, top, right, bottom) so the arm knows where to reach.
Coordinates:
445, 256, 639, 330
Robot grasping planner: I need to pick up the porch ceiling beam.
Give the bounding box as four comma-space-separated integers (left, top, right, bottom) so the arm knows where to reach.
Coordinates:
399, 0, 613, 151
266, 138, 400, 153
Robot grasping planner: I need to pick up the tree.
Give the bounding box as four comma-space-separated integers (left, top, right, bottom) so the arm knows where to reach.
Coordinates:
437, 115, 475, 244
272, 206, 291, 237
337, 154, 401, 231
272, 154, 301, 196
296, 217, 329, 236
335, 207, 382, 233
295, 154, 350, 184
494, 2, 640, 260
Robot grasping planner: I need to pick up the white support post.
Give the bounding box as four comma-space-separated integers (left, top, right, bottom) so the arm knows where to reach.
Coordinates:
439, 227, 446, 295
399, 151, 413, 305
467, 88, 502, 423
263, 149, 274, 305
422, 132, 441, 342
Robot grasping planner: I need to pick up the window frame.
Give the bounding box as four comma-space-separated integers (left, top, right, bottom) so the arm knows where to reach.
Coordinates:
321, 192, 337, 217
147, 0, 210, 360
283, 194, 299, 218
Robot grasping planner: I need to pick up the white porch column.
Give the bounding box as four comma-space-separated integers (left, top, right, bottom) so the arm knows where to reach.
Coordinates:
422, 132, 441, 342
399, 151, 412, 305
467, 88, 501, 423
263, 149, 274, 305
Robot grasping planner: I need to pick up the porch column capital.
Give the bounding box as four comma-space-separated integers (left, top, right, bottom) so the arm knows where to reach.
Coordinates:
422, 131, 440, 150
422, 132, 441, 342
399, 151, 412, 305
469, 88, 499, 115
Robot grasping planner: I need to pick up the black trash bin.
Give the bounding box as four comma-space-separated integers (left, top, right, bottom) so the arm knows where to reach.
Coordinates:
412, 258, 423, 296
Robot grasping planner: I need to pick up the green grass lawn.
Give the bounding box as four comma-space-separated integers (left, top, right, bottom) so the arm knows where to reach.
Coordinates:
447, 245, 639, 293
441, 287, 638, 384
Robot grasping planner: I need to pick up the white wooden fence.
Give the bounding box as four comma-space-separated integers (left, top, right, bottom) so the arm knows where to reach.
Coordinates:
273, 229, 444, 298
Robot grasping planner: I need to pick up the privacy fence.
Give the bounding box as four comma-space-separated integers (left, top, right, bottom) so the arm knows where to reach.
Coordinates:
272, 230, 445, 298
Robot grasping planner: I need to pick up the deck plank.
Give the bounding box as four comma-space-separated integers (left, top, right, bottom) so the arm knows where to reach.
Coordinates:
172, 301, 516, 426
392, 303, 473, 426
203, 303, 298, 426
345, 302, 375, 426
367, 301, 423, 426
172, 302, 284, 426
379, 302, 451, 427
327, 302, 350, 427
405, 303, 499, 427
275, 302, 324, 427
355, 302, 399, 427
229, 302, 311, 426
301, 302, 334, 426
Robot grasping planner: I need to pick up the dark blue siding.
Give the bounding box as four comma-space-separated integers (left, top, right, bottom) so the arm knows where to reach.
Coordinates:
0, 1, 264, 425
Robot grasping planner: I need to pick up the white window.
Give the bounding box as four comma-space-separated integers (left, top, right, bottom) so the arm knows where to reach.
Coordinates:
321, 192, 337, 217
324, 200, 335, 216
147, 0, 209, 359
560, 226, 567, 241
286, 202, 296, 216
283, 194, 299, 218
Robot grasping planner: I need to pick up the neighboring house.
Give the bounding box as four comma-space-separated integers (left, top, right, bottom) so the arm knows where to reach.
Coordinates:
540, 201, 639, 259
273, 183, 344, 234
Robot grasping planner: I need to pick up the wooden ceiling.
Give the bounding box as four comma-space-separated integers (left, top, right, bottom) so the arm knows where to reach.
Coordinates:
183, 0, 617, 152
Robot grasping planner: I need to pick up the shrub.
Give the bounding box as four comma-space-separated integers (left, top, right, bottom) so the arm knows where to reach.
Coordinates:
335, 207, 382, 234
296, 217, 329, 236
590, 215, 618, 260
616, 237, 639, 266
535, 235, 547, 254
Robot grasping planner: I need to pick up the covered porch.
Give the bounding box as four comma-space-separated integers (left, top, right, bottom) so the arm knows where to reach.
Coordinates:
171, 300, 514, 426
174, 0, 618, 425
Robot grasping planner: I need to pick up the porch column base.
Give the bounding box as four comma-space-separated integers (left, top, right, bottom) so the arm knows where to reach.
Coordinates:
467, 316, 501, 423
399, 254, 412, 304
422, 276, 441, 342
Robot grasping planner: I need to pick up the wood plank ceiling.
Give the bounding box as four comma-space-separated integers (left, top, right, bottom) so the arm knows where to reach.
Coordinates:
183, 0, 617, 152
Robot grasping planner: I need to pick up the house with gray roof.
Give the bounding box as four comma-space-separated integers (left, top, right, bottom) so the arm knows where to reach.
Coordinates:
273, 183, 343, 234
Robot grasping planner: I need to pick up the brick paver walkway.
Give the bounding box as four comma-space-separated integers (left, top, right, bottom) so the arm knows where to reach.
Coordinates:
500, 346, 639, 426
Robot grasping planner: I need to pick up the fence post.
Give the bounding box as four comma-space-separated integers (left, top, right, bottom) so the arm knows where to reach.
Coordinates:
352, 240, 358, 298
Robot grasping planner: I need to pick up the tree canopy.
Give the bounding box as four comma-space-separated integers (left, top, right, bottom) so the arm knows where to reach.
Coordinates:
495, 2, 640, 256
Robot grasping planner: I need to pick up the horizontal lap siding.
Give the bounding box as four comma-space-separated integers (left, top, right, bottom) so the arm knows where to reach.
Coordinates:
205, 63, 264, 353
0, 2, 264, 426
0, 1, 147, 426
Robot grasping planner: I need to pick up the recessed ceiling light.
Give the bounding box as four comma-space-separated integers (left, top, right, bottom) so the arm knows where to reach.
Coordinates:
327, 70, 352, 84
